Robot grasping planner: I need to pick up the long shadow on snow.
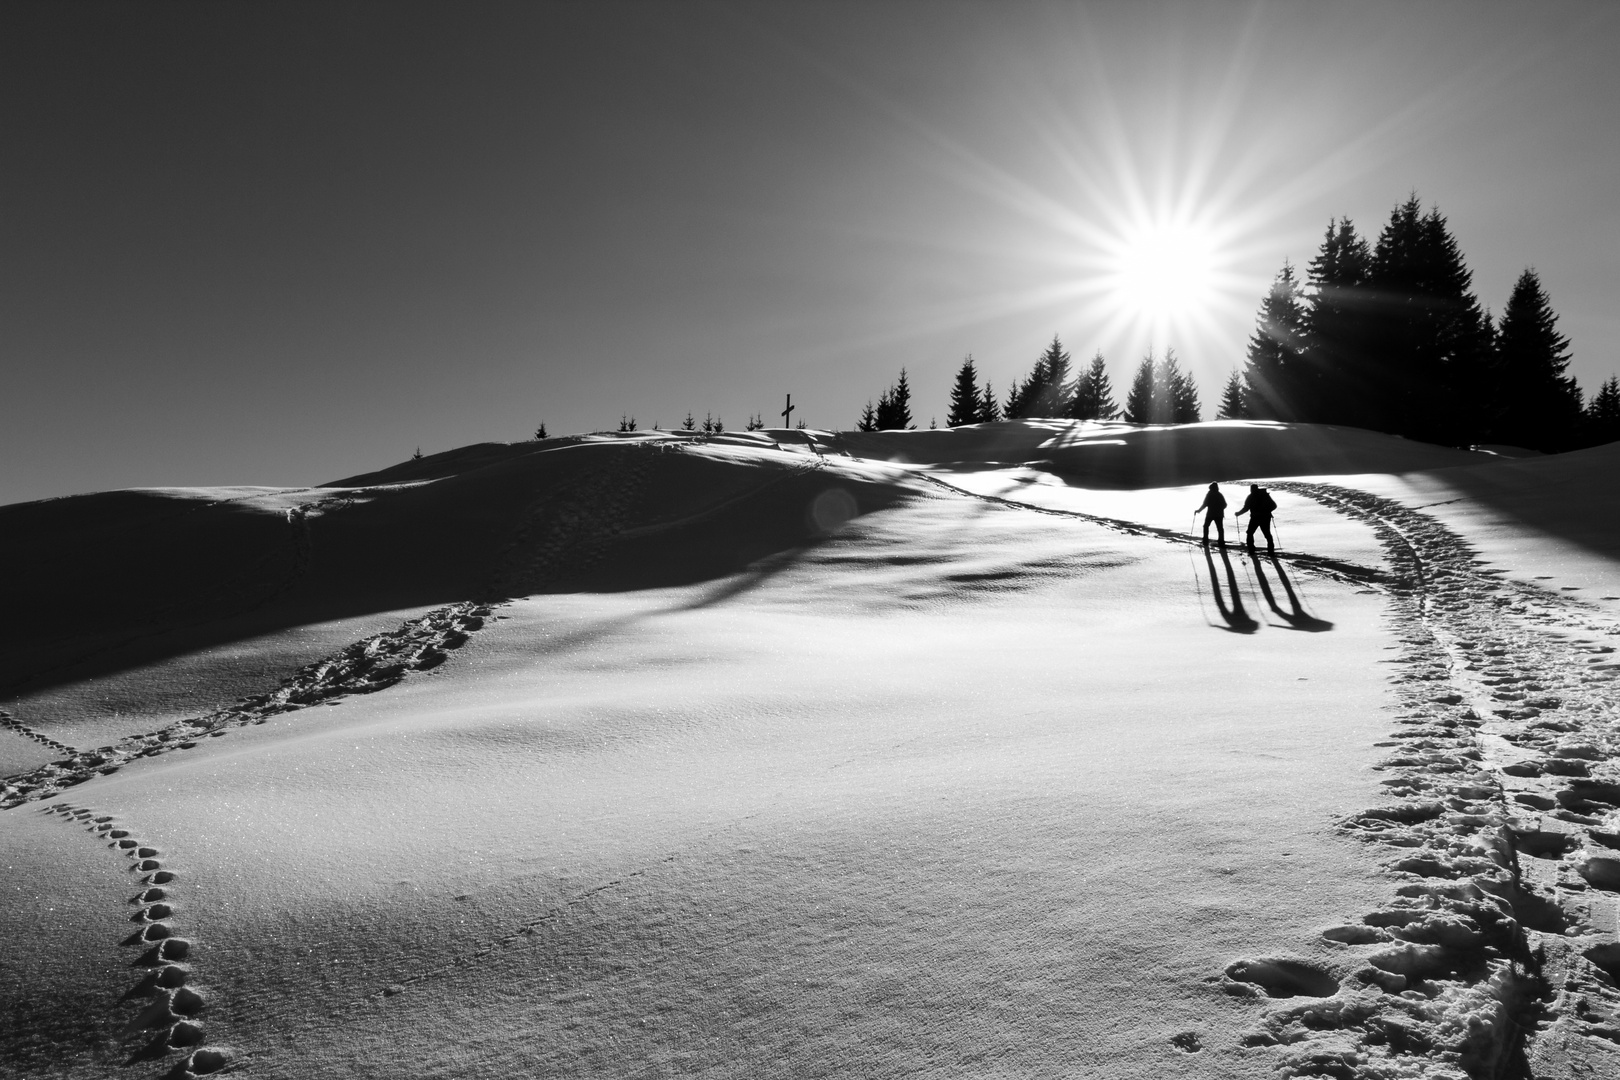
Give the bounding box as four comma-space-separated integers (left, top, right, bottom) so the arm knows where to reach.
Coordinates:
1252, 555, 1334, 632
1202, 547, 1260, 634
0, 442, 917, 707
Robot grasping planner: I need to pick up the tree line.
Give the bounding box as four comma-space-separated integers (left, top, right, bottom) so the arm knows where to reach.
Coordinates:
857, 337, 1205, 432
1237, 194, 1616, 451
853, 194, 1618, 452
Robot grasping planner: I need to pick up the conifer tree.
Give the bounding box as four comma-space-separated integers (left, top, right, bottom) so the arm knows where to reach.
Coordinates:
745, 414, 765, 431
1487, 268, 1581, 451
619, 414, 637, 432
1003, 370, 1033, 420
1070, 352, 1118, 420
1217, 369, 1247, 420
1243, 262, 1307, 420
1584, 376, 1620, 447
1362, 196, 1492, 445
1160, 349, 1200, 423
874, 368, 914, 429
857, 401, 878, 432
1005, 336, 1073, 418
1123, 353, 1158, 424
534, 423, 548, 439
1032, 335, 1072, 416
1303, 218, 1373, 426
978, 381, 1001, 424
947, 355, 982, 427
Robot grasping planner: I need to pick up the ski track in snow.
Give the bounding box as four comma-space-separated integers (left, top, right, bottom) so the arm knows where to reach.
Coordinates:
1213, 482, 1620, 1079
8, 465, 1620, 1077
36, 800, 228, 1078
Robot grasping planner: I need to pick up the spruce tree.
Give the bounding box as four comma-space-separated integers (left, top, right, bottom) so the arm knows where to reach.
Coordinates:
1488, 268, 1581, 451
1123, 353, 1158, 424
534, 423, 548, 439
1217, 369, 1247, 420
1303, 218, 1373, 426
947, 355, 982, 427
1032, 335, 1072, 416
1243, 262, 1306, 420
857, 401, 878, 432
978, 381, 1002, 424
1362, 197, 1492, 445
874, 368, 914, 429
681, 412, 696, 431
1070, 352, 1118, 420
1160, 349, 1200, 423
1003, 369, 1034, 420
1584, 376, 1620, 447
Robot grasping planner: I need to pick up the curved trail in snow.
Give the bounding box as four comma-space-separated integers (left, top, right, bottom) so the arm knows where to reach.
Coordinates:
907, 474, 1620, 1077
1217, 481, 1620, 1079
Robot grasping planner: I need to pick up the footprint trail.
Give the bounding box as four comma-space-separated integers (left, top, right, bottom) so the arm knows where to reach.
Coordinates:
1, 602, 492, 810
37, 801, 231, 1078
1220, 482, 1620, 1078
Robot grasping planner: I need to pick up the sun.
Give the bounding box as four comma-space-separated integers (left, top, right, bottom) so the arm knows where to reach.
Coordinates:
1105, 217, 1221, 332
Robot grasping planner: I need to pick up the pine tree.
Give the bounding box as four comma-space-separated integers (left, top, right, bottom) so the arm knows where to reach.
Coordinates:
1161, 349, 1200, 423
1487, 268, 1581, 451
1004, 336, 1072, 419
857, 400, 878, 432
978, 381, 1001, 424
701, 412, 715, 434
947, 355, 982, 427
875, 368, 914, 429
1217, 369, 1247, 420
1033, 335, 1072, 416
619, 414, 637, 432
1362, 196, 1492, 445
1123, 353, 1158, 424
1243, 262, 1307, 420
1070, 352, 1118, 420
682, 412, 696, 431
1003, 371, 1032, 420
534, 424, 548, 439
745, 413, 765, 431
1584, 376, 1620, 447
1303, 217, 1373, 426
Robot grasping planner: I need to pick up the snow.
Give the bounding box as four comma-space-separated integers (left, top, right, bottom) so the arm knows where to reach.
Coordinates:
4, 421, 1619, 1079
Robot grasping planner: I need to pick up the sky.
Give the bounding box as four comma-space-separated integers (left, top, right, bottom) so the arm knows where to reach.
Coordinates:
4, 0, 1618, 504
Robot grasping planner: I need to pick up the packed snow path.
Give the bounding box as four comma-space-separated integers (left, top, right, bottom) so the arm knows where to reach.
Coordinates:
1237, 482, 1620, 1080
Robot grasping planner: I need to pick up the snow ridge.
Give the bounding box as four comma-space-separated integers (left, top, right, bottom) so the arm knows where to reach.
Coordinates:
1218, 483, 1620, 1079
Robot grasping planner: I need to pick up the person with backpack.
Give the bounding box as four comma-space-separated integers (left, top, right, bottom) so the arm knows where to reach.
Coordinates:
1236, 484, 1277, 555
1194, 482, 1227, 548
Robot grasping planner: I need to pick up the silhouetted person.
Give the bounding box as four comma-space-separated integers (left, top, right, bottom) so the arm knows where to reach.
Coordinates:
1195, 482, 1226, 547
1236, 484, 1277, 555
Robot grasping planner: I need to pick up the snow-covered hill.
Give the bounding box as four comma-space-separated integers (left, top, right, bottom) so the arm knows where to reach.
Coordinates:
3, 421, 1618, 1079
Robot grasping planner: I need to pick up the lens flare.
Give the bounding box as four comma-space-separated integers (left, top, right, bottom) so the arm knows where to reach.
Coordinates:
1106, 218, 1221, 331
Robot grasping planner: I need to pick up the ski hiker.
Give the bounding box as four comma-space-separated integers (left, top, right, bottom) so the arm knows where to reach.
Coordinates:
1195, 482, 1227, 547
1236, 484, 1277, 555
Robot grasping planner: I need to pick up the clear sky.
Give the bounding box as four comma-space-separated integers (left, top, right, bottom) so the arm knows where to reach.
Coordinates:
4, 1, 1618, 504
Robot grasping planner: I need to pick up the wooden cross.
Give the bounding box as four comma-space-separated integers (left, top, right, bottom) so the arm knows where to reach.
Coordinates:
781, 393, 795, 427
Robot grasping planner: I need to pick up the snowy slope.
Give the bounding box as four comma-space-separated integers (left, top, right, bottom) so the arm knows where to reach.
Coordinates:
3, 422, 1619, 1080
